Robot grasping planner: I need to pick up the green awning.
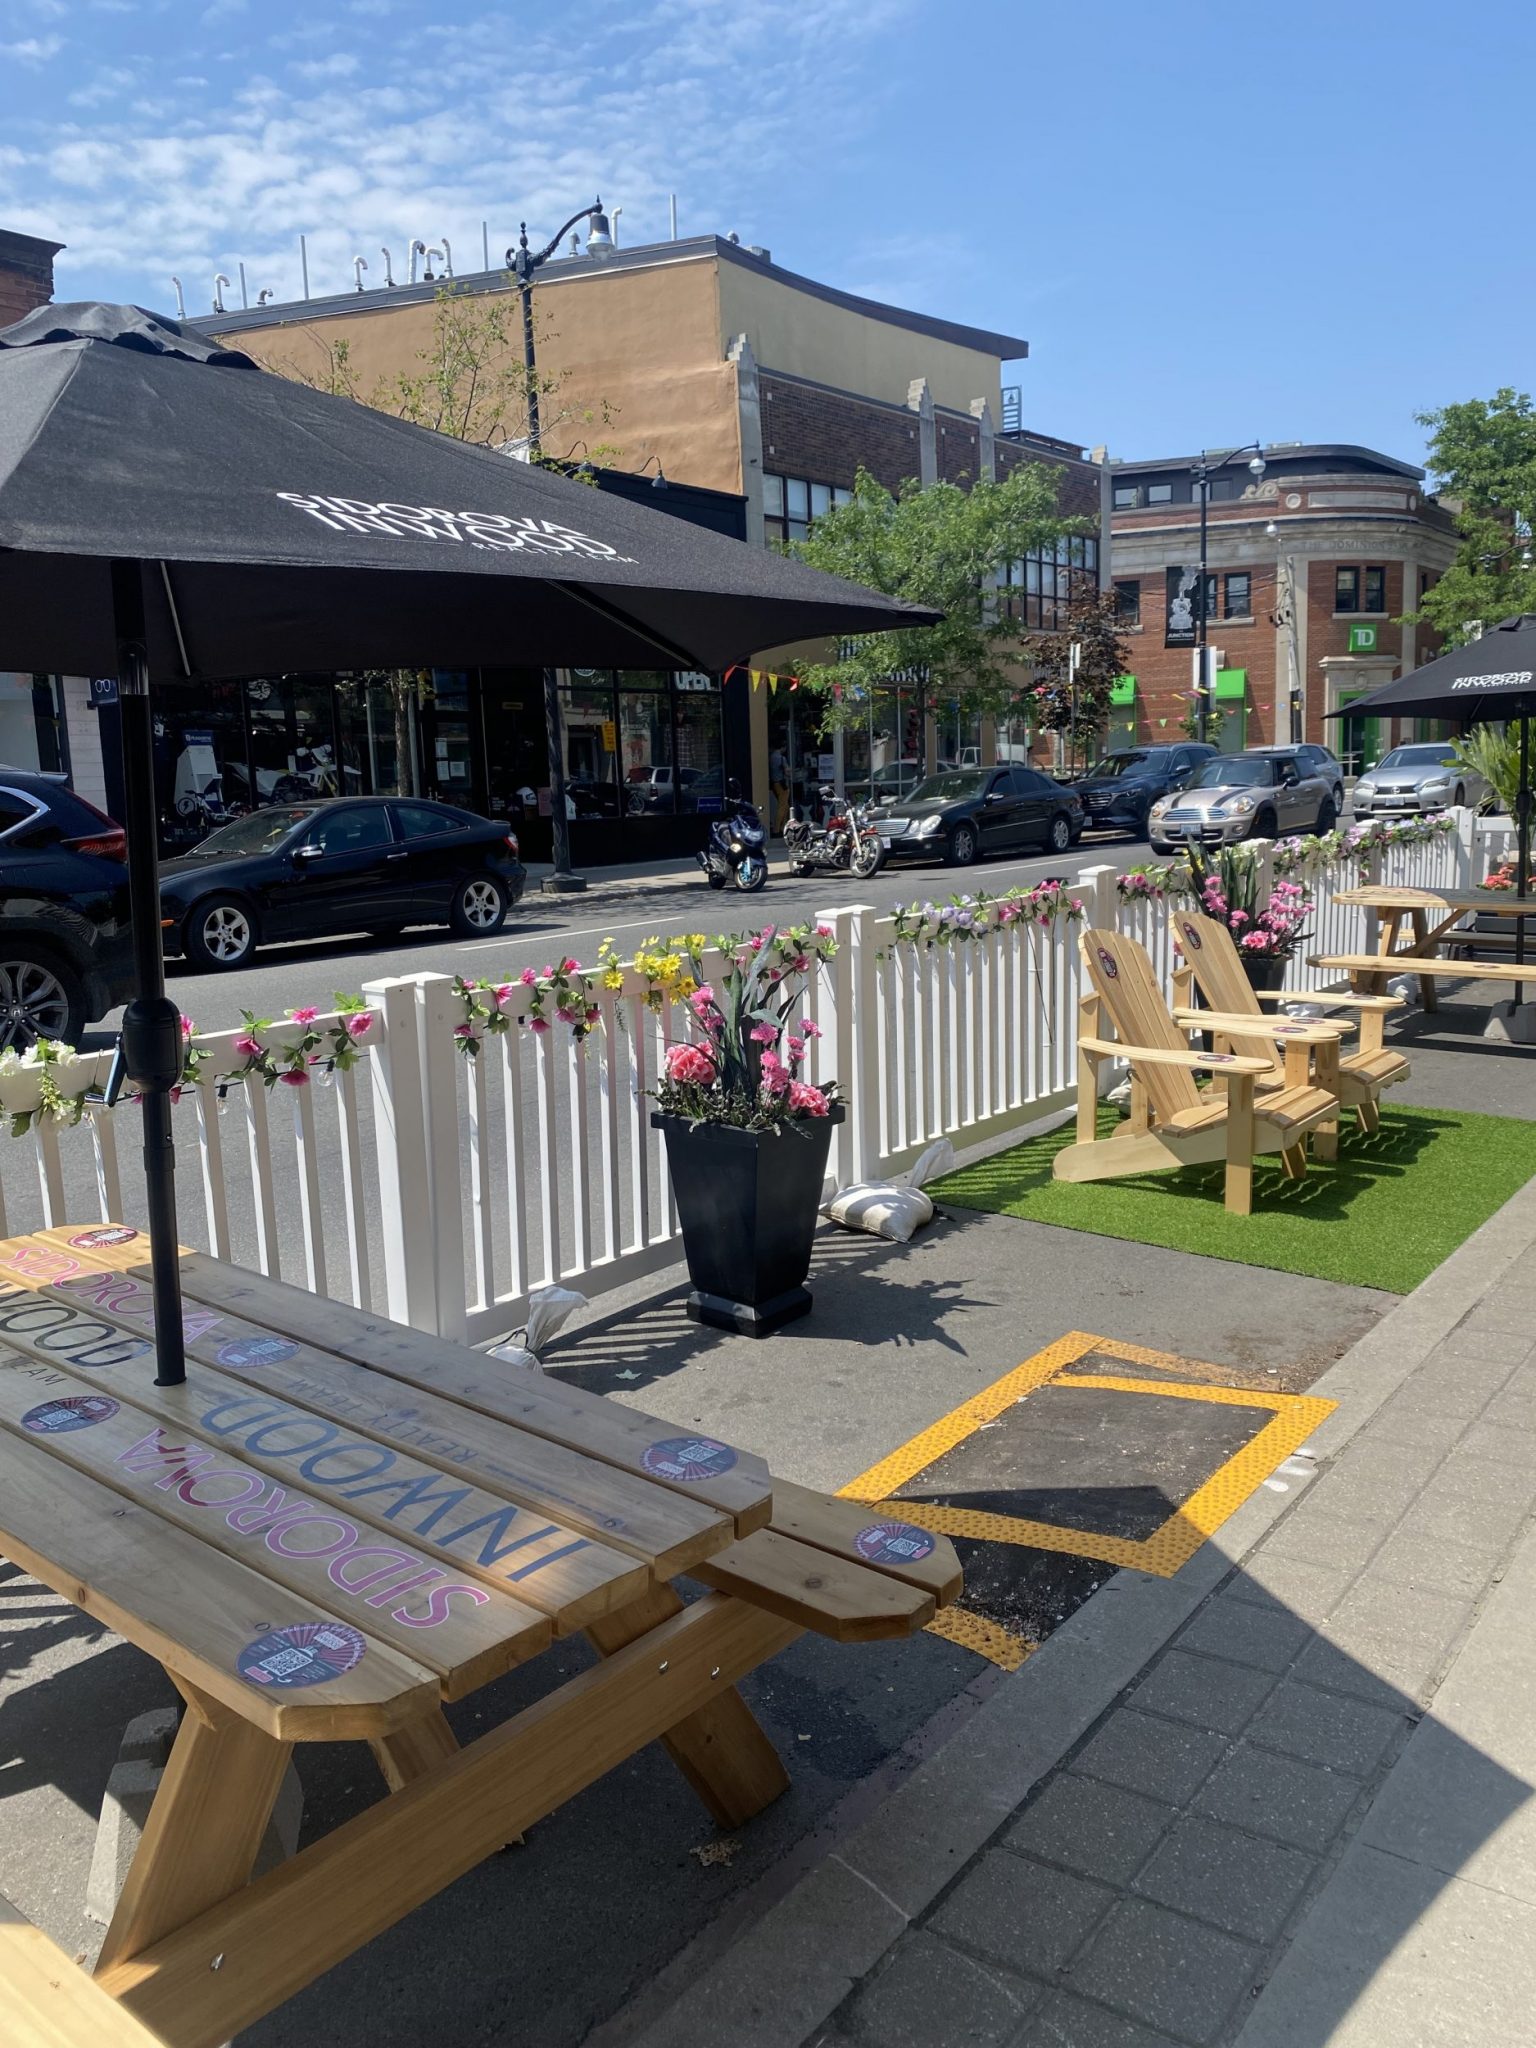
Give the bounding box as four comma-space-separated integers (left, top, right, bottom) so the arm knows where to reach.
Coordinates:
1110, 674, 1136, 707
1214, 667, 1247, 701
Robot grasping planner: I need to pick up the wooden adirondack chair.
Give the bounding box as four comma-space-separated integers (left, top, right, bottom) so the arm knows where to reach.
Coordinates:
1055, 927, 1338, 1216
1169, 908, 1408, 1139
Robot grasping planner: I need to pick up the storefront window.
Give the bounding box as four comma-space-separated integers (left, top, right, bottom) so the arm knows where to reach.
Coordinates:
674, 676, 724, 812
619, 685, 676, 815
560, 674, 620, 819
422, 670, 477, 809
245, 677, 340, 809
0, 674, 65, 775
335, 673, 409, 798
152, 681, 246, 852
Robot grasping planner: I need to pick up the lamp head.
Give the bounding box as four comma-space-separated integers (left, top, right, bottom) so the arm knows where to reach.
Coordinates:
1265, 520, 1279, 539
585, 200, 614, 259
1248, 452, 1267, 480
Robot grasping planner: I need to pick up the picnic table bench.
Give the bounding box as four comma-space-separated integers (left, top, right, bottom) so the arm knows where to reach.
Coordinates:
1317, 883, 1536, 1008
0, 1223, 959, 2048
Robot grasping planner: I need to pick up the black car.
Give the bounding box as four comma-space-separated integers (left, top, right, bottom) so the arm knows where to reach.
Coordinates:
1070, 743, 1217, 835
160, 797, 526, 970
872, 765, 1084, 866
0, 768, 135, 1051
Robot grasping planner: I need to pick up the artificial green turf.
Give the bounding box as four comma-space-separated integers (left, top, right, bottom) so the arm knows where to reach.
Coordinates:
931, 1103, 1536, 1295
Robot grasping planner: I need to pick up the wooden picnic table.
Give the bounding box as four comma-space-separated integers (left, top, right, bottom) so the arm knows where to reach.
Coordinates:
1329, 883, 1536, 1010
0, 1224, 960, 2048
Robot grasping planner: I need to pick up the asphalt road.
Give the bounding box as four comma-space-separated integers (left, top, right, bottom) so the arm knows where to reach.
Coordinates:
95, 828, 1153, 1040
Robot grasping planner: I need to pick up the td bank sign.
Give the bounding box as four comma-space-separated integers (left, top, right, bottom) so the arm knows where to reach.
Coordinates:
1348, 624, 1380, 653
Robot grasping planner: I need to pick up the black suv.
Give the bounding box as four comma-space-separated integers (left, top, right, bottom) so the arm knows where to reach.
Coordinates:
1071, 743, 1217, 835
0, 769, 135, 1051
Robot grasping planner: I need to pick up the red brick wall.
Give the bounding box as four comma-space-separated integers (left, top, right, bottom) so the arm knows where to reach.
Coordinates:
0, 232, 59, 328
1113, 562, 1282, 748
759, 375, 923, 490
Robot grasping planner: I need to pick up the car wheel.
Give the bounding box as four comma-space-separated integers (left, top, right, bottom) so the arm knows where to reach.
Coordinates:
1248, 808, 1278, 842
946, 822, 978, 866
185, 898, 258, 971
0, 948, 84, 1052
1046, 812, 1072, 854
1315, 799, 1337, 833
451, 873, 508, 936
1334, 783, 1345, 813
1453, 785, 1465, 808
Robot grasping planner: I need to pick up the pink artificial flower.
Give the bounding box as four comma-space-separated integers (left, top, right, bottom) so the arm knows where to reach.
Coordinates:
1239, 931, 1271, 951
787, 1034, 806, 1060
346, 1012, 373, 1038
528, 1015, 552, 1034
759, 1051, 789, 1095
454, 1022, 477, 1040
233, 1034, 262, 1058
289, 1006, 319, 1027
750, 1023, 779, 1044
585, 1006, 600, 1026
815, 924, 833, 938
788, 1080, 829, 1116
493, 983, 516, 1009
801, 1018, 824, 1040
520, 967, 538, 985
279, 1069, 309, 1087
665, 1042, 717, 1086
1229, 909, 1249, 927
180, 1015, 194, 1039
560, 957, 579, 975
169, 1085, 183, 1106
556, 1004, 578, 1024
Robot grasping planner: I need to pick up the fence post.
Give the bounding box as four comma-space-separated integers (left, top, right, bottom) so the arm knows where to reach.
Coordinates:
1456, 805, 1477, 887
1076, 863, 1119, 929
362, 972, 468, 1339
818, 904, 874, 1189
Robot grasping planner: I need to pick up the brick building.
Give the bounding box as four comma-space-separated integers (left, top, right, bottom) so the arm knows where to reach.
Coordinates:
1107, 444, 1460, 772
0, 228, 61, 329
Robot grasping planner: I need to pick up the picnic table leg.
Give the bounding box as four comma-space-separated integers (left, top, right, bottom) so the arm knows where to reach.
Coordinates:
587, 1585, 790, 1828
1224, 1075, 1256, 1216
1301, 1038, 1340, 1161
95, 1681, 292, 1975
1409, 908, 1439, 1011
370, 1707, 459, 1793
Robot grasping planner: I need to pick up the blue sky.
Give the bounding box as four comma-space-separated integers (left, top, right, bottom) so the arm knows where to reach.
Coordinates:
1, 0, 1526, 471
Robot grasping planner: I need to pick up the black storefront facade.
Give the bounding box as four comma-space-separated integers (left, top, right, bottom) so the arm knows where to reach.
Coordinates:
87, 470, 755, 868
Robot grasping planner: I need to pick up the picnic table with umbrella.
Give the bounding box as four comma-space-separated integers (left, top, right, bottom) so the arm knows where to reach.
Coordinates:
1321, 615, 1536, 1013
0, 303, 961, 2043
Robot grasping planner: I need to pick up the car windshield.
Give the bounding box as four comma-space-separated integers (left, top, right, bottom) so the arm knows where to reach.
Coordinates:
1375, 747, 1455, 771
909, 772, 989, 803
1082, 751, 1163, 778
190, 806, 314, 854
1192, 758, 1273, 790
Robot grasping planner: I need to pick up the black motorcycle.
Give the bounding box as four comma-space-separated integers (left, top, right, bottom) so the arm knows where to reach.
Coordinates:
783, 788, 886, 880
697, 785, 769, 892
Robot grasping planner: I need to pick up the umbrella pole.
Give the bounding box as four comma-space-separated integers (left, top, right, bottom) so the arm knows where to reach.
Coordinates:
112, 562, 187, 1387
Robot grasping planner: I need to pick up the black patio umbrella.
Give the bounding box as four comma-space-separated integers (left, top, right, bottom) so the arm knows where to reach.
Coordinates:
0, 302, 936, 1384
1327, 612, 1536, 981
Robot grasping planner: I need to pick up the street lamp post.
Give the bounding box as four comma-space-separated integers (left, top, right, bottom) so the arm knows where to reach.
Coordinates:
1266, 520, 1303, 743
507, 199, 615, 894
1192, 443, 1266, 743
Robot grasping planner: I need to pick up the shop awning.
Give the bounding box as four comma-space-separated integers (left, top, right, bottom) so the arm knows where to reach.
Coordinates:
1214, 667, 1247, 701
1109, 674, 1136, 707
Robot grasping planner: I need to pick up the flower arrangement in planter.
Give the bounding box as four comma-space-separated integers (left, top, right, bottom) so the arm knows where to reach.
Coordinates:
1185, 845, 1311, 988
1479, 859, 1518, 893
650, 920, 842, 1337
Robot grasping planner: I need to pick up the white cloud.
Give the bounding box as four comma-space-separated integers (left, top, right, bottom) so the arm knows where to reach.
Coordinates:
3, 0, 915, 315
1, 34, 64, 60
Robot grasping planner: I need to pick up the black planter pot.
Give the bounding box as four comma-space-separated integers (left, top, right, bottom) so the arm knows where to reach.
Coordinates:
1240, 952, 1289, 993
652, 1107, 843, 1336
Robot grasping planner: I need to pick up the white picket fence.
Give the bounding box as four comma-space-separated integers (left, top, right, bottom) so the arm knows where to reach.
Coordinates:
0, 814, 1485, 1343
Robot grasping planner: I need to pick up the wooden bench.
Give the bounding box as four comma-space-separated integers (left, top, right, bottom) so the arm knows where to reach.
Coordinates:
0, 1224, 961, 2048
1, 1898, 169, 2047
1311, 952, 1536, 989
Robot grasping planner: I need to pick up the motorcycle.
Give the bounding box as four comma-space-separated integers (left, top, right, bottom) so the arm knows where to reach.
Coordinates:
697, 784, 769, 892
783, 788, 887, 880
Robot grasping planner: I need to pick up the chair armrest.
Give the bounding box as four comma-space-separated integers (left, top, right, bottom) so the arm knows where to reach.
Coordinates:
1171, 1009, 1353, 1044
1078, 1037, 1271, 1076
1253, 991, 1404, 1013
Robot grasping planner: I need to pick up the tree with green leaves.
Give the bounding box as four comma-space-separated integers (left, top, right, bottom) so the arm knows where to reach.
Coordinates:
1027, 585, 1132, 771
1414, 388, 1536, 646
786, 465, 1084, 727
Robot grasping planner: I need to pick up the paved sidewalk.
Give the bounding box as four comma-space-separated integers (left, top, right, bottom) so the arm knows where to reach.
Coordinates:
617, 1177, 1536, 2048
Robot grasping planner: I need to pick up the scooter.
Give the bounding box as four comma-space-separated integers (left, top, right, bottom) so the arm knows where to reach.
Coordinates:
697, 784, 769, 892
783, 788, 886, 880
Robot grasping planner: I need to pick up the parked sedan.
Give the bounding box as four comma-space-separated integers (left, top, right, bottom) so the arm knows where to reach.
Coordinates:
0, 768, 134, 1049
1070, 743, 1216, 836
1148, 752, 1336, 852
871, 765, 1084, 866
160, 797, 526, 970
1351, 744, 1490, 818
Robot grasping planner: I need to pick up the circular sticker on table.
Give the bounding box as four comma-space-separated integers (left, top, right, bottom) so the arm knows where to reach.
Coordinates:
21, 1393, 120, 1434
69, 1226, 139, 1248
854, 1520, 937, 1567
216, 1334, 298, 1369
237, 1622, 366, 1689
641, 1435, 738, 1482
